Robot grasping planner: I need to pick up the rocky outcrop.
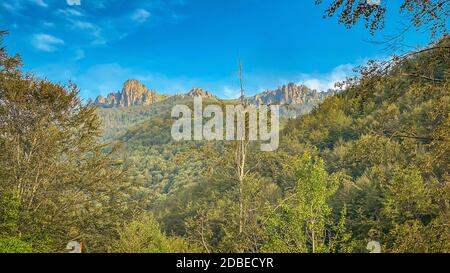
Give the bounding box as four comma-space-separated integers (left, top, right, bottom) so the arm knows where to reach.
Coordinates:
186, 87, 215, 99
95, 80, 334, 109
95, 80, 162, 108
246, 82, 335, 105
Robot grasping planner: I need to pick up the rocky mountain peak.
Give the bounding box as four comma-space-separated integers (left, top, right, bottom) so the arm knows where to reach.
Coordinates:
95, 80, 334, 109
246, 83, 332, 106
186, 87, 214, 99
122, 79, 148, 94
95, 79, 162, 108
240, 83, 336, 117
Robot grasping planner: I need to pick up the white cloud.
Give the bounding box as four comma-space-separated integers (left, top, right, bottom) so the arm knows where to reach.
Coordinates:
72, 20, 95, 30
68, 18, 105, 45
131, 9, 151, 23
30, 0, 48, 8
2, 2, 22, 12
58, 8, 83, 17
32, 33, 64, 52
67, 0, 81, 6
298, 64, 356, 91
223, 86, 241, 99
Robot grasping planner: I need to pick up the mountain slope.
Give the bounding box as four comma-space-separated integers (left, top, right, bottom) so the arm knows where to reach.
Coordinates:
277, 38, 450, 251
96, 38, 450, 253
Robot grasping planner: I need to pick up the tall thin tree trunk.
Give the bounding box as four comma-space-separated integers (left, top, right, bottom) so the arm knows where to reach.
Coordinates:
237, 61, 246, 235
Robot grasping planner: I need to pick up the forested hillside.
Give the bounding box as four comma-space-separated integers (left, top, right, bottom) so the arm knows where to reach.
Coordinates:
95, 84, 332, 206
0, 32, 448, 253
278, 38, 450, 252
97, 37, 449, 253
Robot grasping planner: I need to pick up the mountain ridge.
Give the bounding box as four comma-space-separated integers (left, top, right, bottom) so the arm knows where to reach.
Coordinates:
94, 79, 335, 108
245, 82, 336, 106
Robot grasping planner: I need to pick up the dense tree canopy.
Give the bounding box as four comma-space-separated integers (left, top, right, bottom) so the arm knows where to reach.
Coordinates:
0, 31, 134, 252
105, 36, 449, 253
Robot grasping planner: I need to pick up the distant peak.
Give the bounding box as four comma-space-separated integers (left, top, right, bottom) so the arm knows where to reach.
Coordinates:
123, 79, 146, 89
95, 79, 162, 108
186, 87, 214, 99
124, 79, 141, 84
247, 83, 331, 106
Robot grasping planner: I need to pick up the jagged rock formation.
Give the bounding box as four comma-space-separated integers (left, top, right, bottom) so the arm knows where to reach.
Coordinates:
95, 80, 163, 108
95, 80, 334, 110
185, 87, 215, 99
246, 82, 335, 106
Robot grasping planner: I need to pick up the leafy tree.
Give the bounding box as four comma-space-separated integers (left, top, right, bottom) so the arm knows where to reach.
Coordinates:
263, 152, 347, 253
111, 214, 199, 253
0, 236, 33, 253
0, 31, 133, 252
381, 167, 449, 252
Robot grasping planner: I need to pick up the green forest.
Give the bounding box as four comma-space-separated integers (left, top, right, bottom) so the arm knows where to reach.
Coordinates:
0, 1, 449, 253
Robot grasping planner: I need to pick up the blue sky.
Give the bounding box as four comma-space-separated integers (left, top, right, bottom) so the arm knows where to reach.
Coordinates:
1, 0, 431, 99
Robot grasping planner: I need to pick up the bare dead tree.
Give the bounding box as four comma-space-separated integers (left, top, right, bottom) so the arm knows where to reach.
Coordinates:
236, 61, 249, 235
